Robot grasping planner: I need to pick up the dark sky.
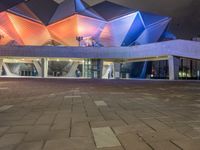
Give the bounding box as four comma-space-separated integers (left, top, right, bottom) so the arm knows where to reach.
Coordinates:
83, 0, 200, 39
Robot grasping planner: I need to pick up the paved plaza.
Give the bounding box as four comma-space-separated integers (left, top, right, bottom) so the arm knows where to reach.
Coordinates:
0, 79, 200, 150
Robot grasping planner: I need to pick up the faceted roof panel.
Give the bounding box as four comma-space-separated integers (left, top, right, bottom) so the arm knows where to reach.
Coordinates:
139, 11, 170, 27
122, 13, 145, 46
74, 0, 87, 12
100, 13, 137, 46
49, 0, 103, 24
135, 19, 170, 44
8, 3, 42, 23
49, 0, 88, 24
7, 13, 52, 45
47, 15, 78, 46
78, 8, 105, 21
48, 14, 106, 46
91, 1, 134, 21
0, 12, 23, 44
0, 0, 25, 12
0, 0, 171, 46
25, 0, 59, 25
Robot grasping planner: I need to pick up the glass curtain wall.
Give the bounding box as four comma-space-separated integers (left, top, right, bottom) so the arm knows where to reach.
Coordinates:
179, 57, 200, 80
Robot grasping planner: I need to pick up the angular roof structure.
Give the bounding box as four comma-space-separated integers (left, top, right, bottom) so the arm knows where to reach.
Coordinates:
91, 1, 135, 21
139, 11, 170, 27
49, 0, 103, 24
25, 0, 58, 25
0, 0, 25, 12
49, 0, 84, 24
8, 3, 42, 23
8, 0, 59, 25
0, 0, 171, 46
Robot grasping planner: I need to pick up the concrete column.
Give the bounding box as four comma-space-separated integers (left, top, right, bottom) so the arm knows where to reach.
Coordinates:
114, 63, 121, 79
33, 61, 42, 77
99, 60, 104, 79
0, 59, 3, 76
41, 58, 48, 78
90, 59, 103, 79
168, 56, 180, 80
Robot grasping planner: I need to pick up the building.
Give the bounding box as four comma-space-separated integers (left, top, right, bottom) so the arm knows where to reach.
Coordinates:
0, 0, 200, 80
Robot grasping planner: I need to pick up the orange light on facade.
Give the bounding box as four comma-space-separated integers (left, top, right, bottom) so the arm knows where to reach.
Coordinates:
77, 15, 106, 39
48, 14, 106, 46
47, 15, 78, 46
7, 13, 51, 45
0, 29, 13, 45
0, 12, 23, 45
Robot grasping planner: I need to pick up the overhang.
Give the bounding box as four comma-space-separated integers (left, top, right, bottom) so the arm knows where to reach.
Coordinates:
0, 40, 200, 60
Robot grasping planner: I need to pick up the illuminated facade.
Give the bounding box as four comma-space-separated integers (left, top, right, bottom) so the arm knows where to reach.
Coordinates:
0, 0, 200, 80
0, 0, 171, 46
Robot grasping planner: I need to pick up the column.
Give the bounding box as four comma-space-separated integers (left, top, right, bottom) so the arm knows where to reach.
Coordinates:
91, 59, 103, 79
114, 63, 121, 79
41, 58, 48, 78
33, 60, 42, 77
0, 59, 3, 76
168, 56, 180, 80
99, 60, 104, 79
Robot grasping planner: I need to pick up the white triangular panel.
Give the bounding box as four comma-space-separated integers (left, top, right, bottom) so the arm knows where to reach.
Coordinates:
135, 19, 170, 44
49, 0, 89, 24
77, 15, 106, 40
100, 13, 137, 46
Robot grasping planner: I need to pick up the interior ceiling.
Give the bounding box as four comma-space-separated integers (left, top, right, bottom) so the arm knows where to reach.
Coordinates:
54, 0, 200, 39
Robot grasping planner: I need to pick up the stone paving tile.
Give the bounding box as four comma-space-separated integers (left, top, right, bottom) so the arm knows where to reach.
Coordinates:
71, 113, 88, 123
149, 141, 181, 150
96, 146, 124, 150
94, 101, 107, 106
71, 121, 92, 137
118, 132, 152, 150
12, 119, 37, 126
100, 111, 121, 121
137, 129, 188, 143
171, 138, 200, 150
0, 105, 13, 112
36, 113, 56, 125
0, 113, 25, 121
51, 117, 71, 130
0, 127, 9, 136
91, 120, 126, 128
0, 145, 16, 150
1, 79, 200, 150
92, 127, 121, 148
22, 112, 42, 120
16, 141, 43, 150
7, 125, 33, 134
112, 125, 136, 135
86, 109, 102, 118
141, 118, 172, 131
0, 133, 25, 148
43, 137, 96, 150
24, 125, 50, 142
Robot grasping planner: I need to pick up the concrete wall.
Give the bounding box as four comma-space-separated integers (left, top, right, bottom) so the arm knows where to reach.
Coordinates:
0, 40, 200, 60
